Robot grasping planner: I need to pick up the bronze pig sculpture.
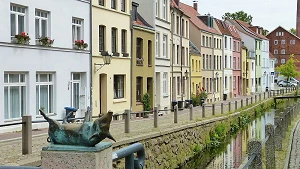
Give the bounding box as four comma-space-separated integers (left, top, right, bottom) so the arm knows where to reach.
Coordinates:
39, 110, 116, 147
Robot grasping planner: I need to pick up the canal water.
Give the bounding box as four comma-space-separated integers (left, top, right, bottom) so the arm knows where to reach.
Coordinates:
178, 108, 285, 169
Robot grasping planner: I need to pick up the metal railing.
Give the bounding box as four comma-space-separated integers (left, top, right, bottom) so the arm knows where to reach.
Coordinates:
112, 143, 145, 169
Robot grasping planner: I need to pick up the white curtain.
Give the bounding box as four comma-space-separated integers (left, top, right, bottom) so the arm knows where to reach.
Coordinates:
4, 87, 8, 119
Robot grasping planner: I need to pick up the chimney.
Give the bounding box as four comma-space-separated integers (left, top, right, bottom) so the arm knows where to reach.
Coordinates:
132, 2, 139, 21
193, 1, 198, 11
297, 0, 300, 37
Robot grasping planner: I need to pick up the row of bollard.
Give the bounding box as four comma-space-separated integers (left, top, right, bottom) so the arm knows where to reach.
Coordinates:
246, 100, 299, 169
124, 88, 297, 133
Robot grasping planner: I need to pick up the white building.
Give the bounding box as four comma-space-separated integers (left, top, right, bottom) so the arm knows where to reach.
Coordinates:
268, 54, 276, 89
0, 0, 90, 132
134, 0, 171, 110
249, 51, 256, 93
262, 39, 270, 92
223, 34, 233, 99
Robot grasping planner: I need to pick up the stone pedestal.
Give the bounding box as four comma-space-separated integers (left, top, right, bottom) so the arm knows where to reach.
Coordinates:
41, 142, 112, 169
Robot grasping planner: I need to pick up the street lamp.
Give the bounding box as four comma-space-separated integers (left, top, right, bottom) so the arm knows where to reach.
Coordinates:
94, 51, 112, 73
263, 71, 267, 76
185, 70, 189, 79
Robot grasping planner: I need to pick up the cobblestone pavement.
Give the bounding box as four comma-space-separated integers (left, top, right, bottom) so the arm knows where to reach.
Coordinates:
0, 90, 285, 165
288, 119, 300, 169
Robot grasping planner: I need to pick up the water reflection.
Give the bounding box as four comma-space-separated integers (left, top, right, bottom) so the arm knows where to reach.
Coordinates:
206, 110, 276, 169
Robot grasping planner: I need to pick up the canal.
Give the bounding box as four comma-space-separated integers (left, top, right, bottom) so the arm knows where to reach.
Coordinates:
178, 102, 292, 169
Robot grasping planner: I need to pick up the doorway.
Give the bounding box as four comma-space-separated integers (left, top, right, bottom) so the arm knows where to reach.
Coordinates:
99, 74, 107, 114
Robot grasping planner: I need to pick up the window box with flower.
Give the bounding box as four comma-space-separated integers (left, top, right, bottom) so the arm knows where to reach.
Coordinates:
74, 40, 88, 50
38, 37, 54, 47
12, 32, 30, 45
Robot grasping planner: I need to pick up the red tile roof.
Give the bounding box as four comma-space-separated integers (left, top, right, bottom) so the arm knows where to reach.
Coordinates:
132, 13, 153, 29
179, 2, 221, 35
214, 18, 232, 36
171, 0, 179, 9
133, 18, 146, 27
228, 25, 241, 40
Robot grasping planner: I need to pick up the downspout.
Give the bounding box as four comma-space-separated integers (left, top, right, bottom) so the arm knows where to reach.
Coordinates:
89, 0, 93, 117
180, 14, 183, 103
212, 34, 215, 101
222, 36, 225, 100
130, 9, 133, 115
171, 10, 174, 105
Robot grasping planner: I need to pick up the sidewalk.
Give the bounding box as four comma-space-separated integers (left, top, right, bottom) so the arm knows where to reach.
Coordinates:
0, 91, 282, 165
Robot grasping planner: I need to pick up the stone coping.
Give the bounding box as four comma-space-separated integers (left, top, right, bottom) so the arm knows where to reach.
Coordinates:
42, 142, 112, 152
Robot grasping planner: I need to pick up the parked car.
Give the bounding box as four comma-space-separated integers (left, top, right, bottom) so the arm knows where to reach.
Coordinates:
278, 80, 297, 87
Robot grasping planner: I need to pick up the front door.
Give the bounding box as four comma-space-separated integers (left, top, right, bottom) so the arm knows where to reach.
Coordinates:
71, 73, 81, 109
99, 74, 107, 114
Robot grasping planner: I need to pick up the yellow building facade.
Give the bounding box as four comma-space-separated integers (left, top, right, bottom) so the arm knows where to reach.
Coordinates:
131, 4, 155, 113
241, 46, 251, 95
190, 41, 202, 95
92, 0, 132, 116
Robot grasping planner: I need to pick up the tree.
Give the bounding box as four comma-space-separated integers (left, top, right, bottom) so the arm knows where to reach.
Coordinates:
276, 54, 300, 79
222, 11, 253, 25
290, 28, 296, 35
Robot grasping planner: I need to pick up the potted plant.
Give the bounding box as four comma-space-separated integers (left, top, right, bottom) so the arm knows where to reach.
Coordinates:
74, 40, 88, 50
142, 93, 151, 118
192, 94, 200, 107
38, 37, 54, 47
199, 87, 208, 105
13, 32, 30, 45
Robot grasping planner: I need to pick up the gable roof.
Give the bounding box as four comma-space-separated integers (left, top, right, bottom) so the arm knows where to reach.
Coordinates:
133, 12, 153, 29
236, 20, 268, 40
228, 25, 241, 40
267, 25, 300, 41
214, 18, 232, 36
189, 41, 201, 55
226, 19, 258, 39
179, 2, 221, 35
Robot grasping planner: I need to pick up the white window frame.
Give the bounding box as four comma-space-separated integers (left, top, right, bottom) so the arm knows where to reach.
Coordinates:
281, 40, 285, 45
156, 33, 160, 57
71, 73, 81, 109
163, 34, 167, 58
233, 76, 236, 89
36, 73, 54, 115
274, 40, 278, 45
35, 10, 49, 43
281, 49, 285, 54
4, 73, 26, 120
281, 59, 285, 64
72, 18, 83, 44
162, 0, 167, 20
10, 4, 26, 39
163, 73, 168, 95
276, 32, 278, 36
155, 0, 158, 17
274, 49, 278, 54
114, 75, 125, 99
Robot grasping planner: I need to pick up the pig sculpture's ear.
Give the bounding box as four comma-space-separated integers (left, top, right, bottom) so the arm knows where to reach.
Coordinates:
93, 111, 115, 142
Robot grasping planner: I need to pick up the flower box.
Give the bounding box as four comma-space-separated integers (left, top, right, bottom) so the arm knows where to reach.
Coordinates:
38, 37, 54, 47
12, 32, 30, 45
74, 40, 88, 50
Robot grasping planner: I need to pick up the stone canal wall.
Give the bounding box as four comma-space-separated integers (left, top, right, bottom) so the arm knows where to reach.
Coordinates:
112, 99, 275, 169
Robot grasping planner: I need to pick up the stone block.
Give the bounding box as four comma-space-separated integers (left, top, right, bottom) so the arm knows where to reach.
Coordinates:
41, 142, 112, 169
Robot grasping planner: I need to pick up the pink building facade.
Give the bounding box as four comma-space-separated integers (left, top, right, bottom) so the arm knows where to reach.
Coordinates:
229, 25, 242, 97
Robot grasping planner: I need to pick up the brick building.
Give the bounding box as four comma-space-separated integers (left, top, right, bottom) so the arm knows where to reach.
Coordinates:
266, 26, 300, 74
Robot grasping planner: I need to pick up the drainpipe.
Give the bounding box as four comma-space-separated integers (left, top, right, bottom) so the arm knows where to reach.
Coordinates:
212, 34, 215, 102
222, 36, 225, 100
180, 14, 183, 104
130, 10, 133, 115
89, 0, 93, 117
171, 10, 174, 105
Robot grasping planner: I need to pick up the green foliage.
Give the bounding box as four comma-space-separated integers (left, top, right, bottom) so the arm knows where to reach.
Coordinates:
230, 123, 240, 135
222, 11, 253, 25
142, 93, 151, 111
290, 28, 296, 35
192, 94, 200, 106
193, 144, 202, 153
276, 54, 300, 79
240, 114, 251, 127
208, 123, 227, 148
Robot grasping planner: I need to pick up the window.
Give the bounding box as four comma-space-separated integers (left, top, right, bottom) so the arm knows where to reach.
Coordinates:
177, 77, 180, 95
4, 73, 26, 119
229, 38, 232, 49
10, 4, 26, 39
281, 49, 285, 54
162, 0, 167, 20
136, 77, 142, 102
237, 58, 240, 69
192, 59, 194, 71
99, 25, 105, 51
99, 0, 104, 6
114, 75, 125, 99
111, 0, 116, 9
233, 41, 236, 51
237, 42, 240, 51
72, 18, 83, 44
182, 79, 185, 95
177, 45, 179, 64
148, 40, 152, 66
281, 59, 285, 64
230, 56, 232, 68
281, 40, 285, 45
233, 57, 236, 69
186, 21, 188, 38
156, 33, 160, 57
186, 48, 189, 66
252, 62, 254, 70
274, 40, 278, 45
136, 38, 143, 61
225, 37, 227, 48
206, 36, 208, 47
276, 32, 278, 36
202, 36, 205, 46
233, 76, 236, 89
209, 37, 212, 47
182, 19, 185, 37
217, 39, 219, 48
274, 49, 278, 54
202, 54, 205, 69
111, 28, 117, 53
36, 74, 53, 115
206, 55, 208, 69
121, 29, 126, 53
209, 55, 212, 69
225, 76, 227, 89
71, 73, 81, 109
163, 73, 168, 95
290, 40, 296, 44
214, 38, 216, 48
35, 10, 48, 43
182, 47, 185, 65
225, 55, 227, 68
121, 0, 125, 12
163, 35, 167, 58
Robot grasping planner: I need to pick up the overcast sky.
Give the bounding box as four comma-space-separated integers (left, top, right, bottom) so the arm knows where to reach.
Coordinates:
180, 0, 297, 32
